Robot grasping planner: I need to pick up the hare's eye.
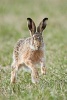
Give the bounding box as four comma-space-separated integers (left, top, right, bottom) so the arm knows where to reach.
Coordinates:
37, 37, 39, 39
37, 37, 41, 40
36, 37, 39, 40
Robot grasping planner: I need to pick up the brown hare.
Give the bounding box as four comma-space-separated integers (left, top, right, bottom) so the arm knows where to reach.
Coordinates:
11, 18, 48, 83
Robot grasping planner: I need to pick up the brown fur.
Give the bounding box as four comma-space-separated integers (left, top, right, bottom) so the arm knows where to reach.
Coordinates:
23, 49, 44, 63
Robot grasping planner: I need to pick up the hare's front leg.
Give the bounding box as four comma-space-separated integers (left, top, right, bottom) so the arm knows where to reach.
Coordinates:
31, 67, 39, 83
41, 59, 46, 75
25, 61, 39, 83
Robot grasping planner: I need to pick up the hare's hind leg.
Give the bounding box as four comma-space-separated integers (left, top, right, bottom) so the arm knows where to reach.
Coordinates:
11, 62, 23, 83
11, 62, 18, 83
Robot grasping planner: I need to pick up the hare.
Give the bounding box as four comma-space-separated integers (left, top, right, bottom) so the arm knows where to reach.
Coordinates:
11, 17, 48, 83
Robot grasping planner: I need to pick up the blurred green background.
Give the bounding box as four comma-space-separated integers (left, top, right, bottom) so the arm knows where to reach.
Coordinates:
0, 0, 67, 100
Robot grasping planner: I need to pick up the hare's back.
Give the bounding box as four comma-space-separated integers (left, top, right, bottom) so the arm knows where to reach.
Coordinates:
14, 37, 31, 51
13, 38, 31, 60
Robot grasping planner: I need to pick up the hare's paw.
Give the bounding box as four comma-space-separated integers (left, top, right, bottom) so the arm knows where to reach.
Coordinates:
31, 72, 39, 83
11, 71, 16, 83
31, 76, 39, 83
41, 67, 46, 75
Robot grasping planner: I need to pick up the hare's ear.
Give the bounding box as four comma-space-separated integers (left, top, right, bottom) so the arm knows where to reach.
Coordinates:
37, 18, 48, 34
27, 18, 36, 36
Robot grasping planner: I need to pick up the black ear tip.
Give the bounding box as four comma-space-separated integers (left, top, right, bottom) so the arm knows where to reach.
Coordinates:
27, 18, 30, 20
45, 18, 48, 20
27, 18, 32, 21
43, 18, 48, 21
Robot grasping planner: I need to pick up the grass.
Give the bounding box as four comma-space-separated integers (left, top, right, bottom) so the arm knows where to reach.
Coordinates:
0, 0, 67, 100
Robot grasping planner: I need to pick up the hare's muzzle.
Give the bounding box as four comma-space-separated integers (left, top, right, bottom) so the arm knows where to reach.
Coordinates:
36, 46, 40, 50
34, 41, 41, 50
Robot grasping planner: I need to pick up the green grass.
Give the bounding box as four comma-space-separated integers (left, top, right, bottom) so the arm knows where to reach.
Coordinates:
0, 0, 67, 100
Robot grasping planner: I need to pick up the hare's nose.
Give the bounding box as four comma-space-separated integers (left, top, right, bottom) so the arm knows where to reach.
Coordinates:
37, 45, 40, 49
37, 46, 39, 48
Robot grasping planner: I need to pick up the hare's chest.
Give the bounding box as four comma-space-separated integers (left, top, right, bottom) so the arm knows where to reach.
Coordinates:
23, 49, 44, 63
32, 51, 44, 63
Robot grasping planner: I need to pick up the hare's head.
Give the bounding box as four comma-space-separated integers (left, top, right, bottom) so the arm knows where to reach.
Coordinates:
27, 18, 48, 50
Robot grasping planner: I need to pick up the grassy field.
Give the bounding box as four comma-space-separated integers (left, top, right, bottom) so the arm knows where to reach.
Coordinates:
0, 0, 67, 100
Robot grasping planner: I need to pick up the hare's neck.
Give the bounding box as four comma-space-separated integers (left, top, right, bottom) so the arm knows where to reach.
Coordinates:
30, 45, 36, 50
30, 43, 45, 51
